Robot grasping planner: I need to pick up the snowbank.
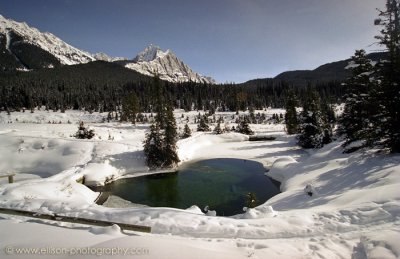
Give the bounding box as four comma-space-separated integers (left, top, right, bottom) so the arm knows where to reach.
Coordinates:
267, 156, 298, 184
0, 110, 399, 259
83, 160, 121, 187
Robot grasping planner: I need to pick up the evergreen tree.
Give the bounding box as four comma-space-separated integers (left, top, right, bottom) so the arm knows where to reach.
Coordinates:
152, 75, 167, 129
284, 90, 299, 135
143, 77, 179, 169
213, 122, 223, 134
197, 115, 211, 132
121, 92, 139, 124
298, 88, 331, 148
374, 0, 400, 152
181, 123, 192, 139
338, 50, 375, 149
163, 103, 180, 167
224, 123, 231, 132
73, 121, 95, 139
236, 117, 254, 135
143, 123, 164, 169
322, 102, 336, 125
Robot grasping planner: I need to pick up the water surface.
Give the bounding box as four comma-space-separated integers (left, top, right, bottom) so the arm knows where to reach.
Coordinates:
101, 158, 280, 216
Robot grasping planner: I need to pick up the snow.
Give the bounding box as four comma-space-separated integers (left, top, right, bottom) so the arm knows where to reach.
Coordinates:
133, 44, 162, 62
126, 45, 216, 84
1, 15, 215, 84
345, 61, 360, 69
5, 29, 10, 51
93, 52, 126, 62
0, 15, 95, 65
0, 109, 399, 259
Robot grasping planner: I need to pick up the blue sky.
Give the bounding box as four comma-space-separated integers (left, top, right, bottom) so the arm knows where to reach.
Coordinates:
0, 0, 385, 83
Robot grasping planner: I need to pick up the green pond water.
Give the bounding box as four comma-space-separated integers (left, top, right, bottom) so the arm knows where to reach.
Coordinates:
100, 158, 280, 216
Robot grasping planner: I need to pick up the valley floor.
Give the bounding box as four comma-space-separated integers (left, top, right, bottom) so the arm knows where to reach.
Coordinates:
0, 110, 399, 259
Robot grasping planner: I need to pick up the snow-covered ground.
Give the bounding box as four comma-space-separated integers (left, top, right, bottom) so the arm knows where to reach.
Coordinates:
0, 109, 399, 259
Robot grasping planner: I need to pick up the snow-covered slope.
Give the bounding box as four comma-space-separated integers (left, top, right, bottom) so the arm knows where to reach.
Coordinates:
125, 45, 216, 84
93, 52, 126, 62
0, 109, 399, 258
0, 15, 95, 66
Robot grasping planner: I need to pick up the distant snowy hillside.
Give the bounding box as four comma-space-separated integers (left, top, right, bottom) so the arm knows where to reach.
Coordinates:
93, 52, 126, 62
0, 15, 95, 69
123, 45, 216, 84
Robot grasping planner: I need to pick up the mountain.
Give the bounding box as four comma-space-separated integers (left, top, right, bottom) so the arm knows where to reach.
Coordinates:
0, 15, 215, 84
272, 52, 387, 86
120, 44, 216, 84
0, 15, 95, 71
93, 52, 127, 62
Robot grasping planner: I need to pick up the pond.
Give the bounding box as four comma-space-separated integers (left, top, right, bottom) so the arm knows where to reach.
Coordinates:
99, 158, 280, 216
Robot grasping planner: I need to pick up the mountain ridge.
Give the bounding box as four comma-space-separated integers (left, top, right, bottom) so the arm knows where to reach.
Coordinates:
0, 14, 386, 86
0, 14, 95, 68
0, 15, 215, 84
121, 44, 216, 84
272, 52, 387, 86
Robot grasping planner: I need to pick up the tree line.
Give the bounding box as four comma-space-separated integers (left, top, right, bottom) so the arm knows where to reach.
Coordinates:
0, 60, 343, 116
340, 0, 400, 153
285, 0, 400, 153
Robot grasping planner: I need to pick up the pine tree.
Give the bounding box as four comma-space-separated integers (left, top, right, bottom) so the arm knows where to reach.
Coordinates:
338, 50, 375, 149
73, 121, 95, 139
284, 90, 299, 135
121, 92, 139, 124
213, 122, 223, 134
143, 78, 179, 169
374, 0, 400, 152
322, 102, 336, 125
236, 117, 254, 135
181, 123, 192, 139
298, 88, 331, 148
143, 123, 164, 169
163, 103, 180, 167
224, 123, 231, 132
152, 75, 167, 129
197, 115, 211, 132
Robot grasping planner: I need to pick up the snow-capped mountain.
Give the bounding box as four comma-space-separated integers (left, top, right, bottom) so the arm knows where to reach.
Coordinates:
133, 44, 161, 63
124, 45, 216, 84
93, 52, 127, 62
0, 15, 95, 68
0, 15, 215, 83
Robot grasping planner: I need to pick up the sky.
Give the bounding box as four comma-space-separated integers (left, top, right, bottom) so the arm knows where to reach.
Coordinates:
0, 0, 386, 83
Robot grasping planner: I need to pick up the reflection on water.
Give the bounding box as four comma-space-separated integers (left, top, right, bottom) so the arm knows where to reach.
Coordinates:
101, 158, 280, 216
145, 173, 179, 208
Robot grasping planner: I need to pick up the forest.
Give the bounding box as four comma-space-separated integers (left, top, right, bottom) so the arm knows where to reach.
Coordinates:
0, 60, 344, 114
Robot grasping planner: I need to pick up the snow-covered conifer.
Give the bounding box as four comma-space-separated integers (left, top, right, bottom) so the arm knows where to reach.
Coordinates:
181, 123, 192, 139
338, 49, 375, 150
298, 89, 331, 148
143, 123, 164, 169
213, 122, 223, 135
373, 0, 400, 152
284, 90, 299, 135
197, 115, 211, 132
236, 117, 254, 135
73, 121, 95, 139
